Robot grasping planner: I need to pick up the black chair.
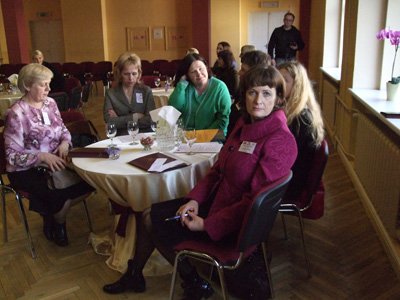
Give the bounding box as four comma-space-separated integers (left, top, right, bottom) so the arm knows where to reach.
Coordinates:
169, 172, 292, 300
49, 91, 69, 111
279, 139, 329, 277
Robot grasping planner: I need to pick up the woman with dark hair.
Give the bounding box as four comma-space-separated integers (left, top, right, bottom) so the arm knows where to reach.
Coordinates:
102, 66, 297, 299
212, 50, 239, 97
227, 50, 272, 137
169, 53, 231, 135
104, 52, 155, 135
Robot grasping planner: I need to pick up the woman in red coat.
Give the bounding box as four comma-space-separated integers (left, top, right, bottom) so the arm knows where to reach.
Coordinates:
103, 66, 297, 299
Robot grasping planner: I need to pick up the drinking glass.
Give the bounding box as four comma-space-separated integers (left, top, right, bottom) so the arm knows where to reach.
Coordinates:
154, 77, 161, 88
166, 76, 173, 86
150, 121, 157, 132
184, 127, 196, 155
106, 122, 117, 146
127, 120, 139, 145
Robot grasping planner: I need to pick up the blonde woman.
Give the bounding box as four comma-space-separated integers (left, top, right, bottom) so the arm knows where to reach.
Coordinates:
104, 52, 155, 135
278, 61, 324, 198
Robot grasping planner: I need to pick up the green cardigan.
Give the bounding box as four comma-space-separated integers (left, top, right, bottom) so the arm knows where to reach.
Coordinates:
168, 77, 231, 135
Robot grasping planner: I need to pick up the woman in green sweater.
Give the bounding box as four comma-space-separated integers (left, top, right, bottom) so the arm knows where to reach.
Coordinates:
169, 54, 231, 135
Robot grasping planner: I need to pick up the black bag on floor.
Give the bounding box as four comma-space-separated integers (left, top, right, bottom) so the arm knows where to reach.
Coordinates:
224, 247, 271, 300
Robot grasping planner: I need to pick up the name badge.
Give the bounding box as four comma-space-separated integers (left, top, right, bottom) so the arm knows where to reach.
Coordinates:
238, 141, 256, 154
136, 93, 143, 104
42, 111, 51, 125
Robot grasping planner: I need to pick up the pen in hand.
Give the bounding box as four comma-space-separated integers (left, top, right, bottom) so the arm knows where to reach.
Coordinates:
165, 213, 189, 222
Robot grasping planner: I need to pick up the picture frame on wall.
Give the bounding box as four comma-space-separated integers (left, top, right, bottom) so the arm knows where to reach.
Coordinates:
151, 26, 166, 51
126, 27, 150, 51
166, 27, 188, 50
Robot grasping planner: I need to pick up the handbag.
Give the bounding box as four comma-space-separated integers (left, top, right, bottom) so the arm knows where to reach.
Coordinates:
48, 167, 83, 190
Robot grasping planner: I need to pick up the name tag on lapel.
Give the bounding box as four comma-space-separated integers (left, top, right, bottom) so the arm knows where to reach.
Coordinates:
238, 141, 256, 154
136, 93, 143, 103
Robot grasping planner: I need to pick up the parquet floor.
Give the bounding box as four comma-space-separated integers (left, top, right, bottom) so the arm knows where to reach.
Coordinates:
1, 89, 400, 299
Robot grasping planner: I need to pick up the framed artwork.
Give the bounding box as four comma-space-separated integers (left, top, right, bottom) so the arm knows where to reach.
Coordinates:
166, 27, 188, 50
151, 26, 166, 51
126, 27, 150, 51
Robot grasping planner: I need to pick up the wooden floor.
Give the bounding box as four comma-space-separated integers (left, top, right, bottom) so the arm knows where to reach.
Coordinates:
1, 90, 400, 299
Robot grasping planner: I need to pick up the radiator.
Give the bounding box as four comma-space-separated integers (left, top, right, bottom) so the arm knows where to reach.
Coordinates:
354, 114, 400, 238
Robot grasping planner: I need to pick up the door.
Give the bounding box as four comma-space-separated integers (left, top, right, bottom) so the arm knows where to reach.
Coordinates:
30, 20, 65, 62
248, 11, 286, 53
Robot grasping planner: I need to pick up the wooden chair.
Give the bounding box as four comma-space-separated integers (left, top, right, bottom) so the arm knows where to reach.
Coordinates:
169, 172, 293, 300
279, 139, 329, 277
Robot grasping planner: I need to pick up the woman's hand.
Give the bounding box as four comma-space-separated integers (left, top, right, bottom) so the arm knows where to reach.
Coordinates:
55, 141, 69, 160
37, 152, 66, 172
183, 212, 204, 231
176, 199, 199, 226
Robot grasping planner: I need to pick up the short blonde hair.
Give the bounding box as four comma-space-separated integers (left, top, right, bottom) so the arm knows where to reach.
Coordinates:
186, 47, 199, 55
18, 63, 53, 93
32, 49, 43, 59
113, 52, 142, 84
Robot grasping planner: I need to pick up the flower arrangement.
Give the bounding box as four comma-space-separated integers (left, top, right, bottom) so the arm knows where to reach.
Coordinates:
376, 29, 400, 84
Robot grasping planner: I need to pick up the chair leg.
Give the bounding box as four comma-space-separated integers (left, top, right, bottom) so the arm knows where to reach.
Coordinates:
82, 199, 93, 232
281, 213, 288, 240
262, 242, 274, 298
295, 210, 311, 277
169, 252, 182, 300
15, 193, 37, 259
1, 187, 8, 242
216, 266, 228, 300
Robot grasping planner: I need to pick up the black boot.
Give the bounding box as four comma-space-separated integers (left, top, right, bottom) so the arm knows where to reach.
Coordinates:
42, 215, 54, 241
53, 222, 68, 247
103, 259, 146, 294
179, 262, 214, 300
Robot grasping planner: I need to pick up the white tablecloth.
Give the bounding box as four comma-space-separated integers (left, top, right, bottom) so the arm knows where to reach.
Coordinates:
72, 134, 218, 273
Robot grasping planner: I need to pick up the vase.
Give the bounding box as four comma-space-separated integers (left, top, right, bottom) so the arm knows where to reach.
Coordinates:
386, 82, 400, 101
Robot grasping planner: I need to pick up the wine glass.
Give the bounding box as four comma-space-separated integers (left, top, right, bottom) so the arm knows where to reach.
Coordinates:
154, 77, 161, 88
106, 122, 117, 146
127, 120, 139, 145
166, 76, 173, 86
150, 121, 157, 132
184, 127, 196, 155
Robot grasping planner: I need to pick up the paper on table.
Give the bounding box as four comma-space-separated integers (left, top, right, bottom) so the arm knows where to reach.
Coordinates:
116, 135, 133, 143
127, 152, 189, 173
174, 142, 223, 153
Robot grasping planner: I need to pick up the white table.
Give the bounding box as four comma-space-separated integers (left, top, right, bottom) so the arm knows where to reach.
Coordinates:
72, 132, 219, 273
152, 87, 174, 108
0, 91, 22, 119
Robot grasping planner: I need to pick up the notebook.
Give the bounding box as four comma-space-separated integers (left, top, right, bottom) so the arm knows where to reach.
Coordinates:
128, 152, 189, 173
68, 147, 109, 158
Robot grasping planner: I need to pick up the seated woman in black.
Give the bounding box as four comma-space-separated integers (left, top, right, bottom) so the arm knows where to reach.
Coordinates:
278, 61, 325, 200
211, 50, 239, 98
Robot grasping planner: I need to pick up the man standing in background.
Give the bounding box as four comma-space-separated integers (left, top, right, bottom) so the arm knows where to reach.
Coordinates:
267, 12, 304, 66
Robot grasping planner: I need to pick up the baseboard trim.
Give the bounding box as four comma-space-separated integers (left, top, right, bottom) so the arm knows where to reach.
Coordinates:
337, 146, 400, 279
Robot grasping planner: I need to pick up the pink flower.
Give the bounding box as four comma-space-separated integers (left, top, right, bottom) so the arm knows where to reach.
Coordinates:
377, 28, 399, 83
